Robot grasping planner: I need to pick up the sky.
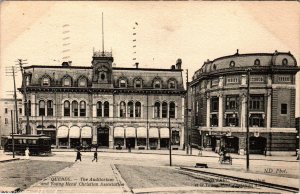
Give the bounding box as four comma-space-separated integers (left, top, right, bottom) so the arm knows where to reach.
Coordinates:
0, 1, 299, 116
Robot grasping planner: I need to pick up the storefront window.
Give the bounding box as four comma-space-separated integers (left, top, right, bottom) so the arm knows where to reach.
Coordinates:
171, 131, 180, 145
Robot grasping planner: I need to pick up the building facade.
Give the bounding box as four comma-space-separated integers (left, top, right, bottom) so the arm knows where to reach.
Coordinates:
0, 98, 22, 146
19, 51, 186, 149
190, 51, 299, 155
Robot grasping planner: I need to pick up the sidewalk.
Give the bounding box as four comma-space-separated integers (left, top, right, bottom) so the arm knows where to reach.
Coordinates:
0, 152, 20, 163
52, 148, 298, 162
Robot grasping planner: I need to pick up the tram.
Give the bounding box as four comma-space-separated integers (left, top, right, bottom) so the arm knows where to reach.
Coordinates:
3, 134, 52, 155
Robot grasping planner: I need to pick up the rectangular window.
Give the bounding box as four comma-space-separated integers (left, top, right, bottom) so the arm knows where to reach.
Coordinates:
5, 118, 8, 124
5, 108, 8, 114
225, 114, 239, 127
226, 95, 239, 110
250, 76, 264, 83
19, 108, 22, 114
249, 114, 264, 127
210, 114, 218, 127
226, 77, 239, 84
211, 97, 219, 112
281, 104, 287, 114
250, 95, 264, 111
162, 105, 168, 118
171, 131, 180, 145
278, 76, 291, 83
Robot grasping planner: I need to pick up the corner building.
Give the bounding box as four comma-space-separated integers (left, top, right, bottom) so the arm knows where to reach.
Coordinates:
19, 51, 186, 149
190, 51, 299, 154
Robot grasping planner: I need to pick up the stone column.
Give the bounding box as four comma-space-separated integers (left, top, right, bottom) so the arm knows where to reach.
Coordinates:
206, 94, 210, 128
109, 125, 114, 149
239, 93, 246, 155
31, 94, 36, 116
218, 93, 223, 129
92, 103, 96, 118
92, 126, 97, 145
266, 89, 272, 156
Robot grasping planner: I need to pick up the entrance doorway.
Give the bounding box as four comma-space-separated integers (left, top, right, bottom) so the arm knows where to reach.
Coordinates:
126, 138, 135, 149
97, 126, 109, 147
250, 136, 267, 154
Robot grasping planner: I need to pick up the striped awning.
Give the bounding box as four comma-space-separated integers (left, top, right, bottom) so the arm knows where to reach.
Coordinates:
69, 126, 80, 138
125, 127, 136, 138
149, 128, 159, 138
136, 127, 147, 138
114, 127, 125, 138
81, 126, 92, 138
57, 126, 69, 138
160, 128, 170, 138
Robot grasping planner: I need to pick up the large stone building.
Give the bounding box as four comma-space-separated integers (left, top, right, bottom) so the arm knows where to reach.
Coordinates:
19, 51, 186, 149
190, 51, 299, 155
0, 98, 22, 147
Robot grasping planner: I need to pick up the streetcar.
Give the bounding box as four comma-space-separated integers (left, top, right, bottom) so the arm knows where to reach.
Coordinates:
2, 134, 52, 156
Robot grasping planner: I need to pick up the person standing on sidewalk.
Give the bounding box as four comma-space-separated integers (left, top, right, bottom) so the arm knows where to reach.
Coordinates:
128, 143, 131, 153
75, 150, 82, 162
25, 147, 30, 160
92, 148, 98, 162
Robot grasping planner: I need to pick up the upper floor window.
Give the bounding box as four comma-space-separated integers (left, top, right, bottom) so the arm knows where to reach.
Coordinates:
134, 79, 142, 88
281, 103, 287, 114
63, 77, 72, 86
278, 75, 290, 83
168, 80, 176, 89
42, 77, 50, 86
249, 114, 264, 127
282, 58, 288, 66
254, 59, 260, 66
227, 77, 239, 84
78, 78, 87, 87
135, 101, 141, 118
169, 102, 175, 118
226, 95, 239, 110
211, 96, 219, 112
127, 101, 134, 118
211, 114, 218, 127
39, 100, 45, 116
162, 102, 168, 118
211, 79, 219, 86
96, 101, 102, 117
80, 101, 86, 117
120, 101, 126, 118
119, 79, 127, 88
250, 76, 264, 83
229, 61, 235, 67
72, 101, 78, 117
225, 113, 239, 127
154, 102, 160, 118
250, 95, 264, 111
104, 101, 109, 117
47, 100, 53, 116
5, 108, 7, 114
154, 80, 161, 89
64, 101, 70, 116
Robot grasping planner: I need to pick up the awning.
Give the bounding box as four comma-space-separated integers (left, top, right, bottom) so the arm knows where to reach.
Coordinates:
149, 128, 159, 138
81, 126, 92, 138
57, 126, 69, 138
125, 127, 136, 138
136, 127, 147, 138
114, 127, 125, 138
172, 128, 180, 132
160, 128, 170, 138
69, 126, 80, 138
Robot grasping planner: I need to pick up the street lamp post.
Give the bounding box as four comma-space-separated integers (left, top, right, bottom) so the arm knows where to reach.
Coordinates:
169, 111, 172, 166
245, 68, 252, 171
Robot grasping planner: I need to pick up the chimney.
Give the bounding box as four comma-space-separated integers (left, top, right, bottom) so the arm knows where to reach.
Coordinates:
61, 61, 69, 67
135, 62, 139, 69
176, 58, 182, 69
68, 61, 72, 66
236, 49, 239, 55
171, 65, 176, 70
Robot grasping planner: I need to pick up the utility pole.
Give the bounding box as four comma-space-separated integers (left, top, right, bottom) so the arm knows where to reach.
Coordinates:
169, 109, 172, 166
186, 69, 189, 155
42, 115, 44, 135
11, 110, 15, 158
5, 66, 20, 134
246, 68, 252, 171
17, 59, 30, 134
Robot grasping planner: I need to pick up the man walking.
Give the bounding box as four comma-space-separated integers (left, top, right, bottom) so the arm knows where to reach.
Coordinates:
92, 148, 98, 162
75, 150, 82, 162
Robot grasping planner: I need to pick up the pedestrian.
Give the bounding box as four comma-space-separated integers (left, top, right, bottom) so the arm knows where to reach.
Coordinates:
75, 150, 82, 162
128, 143, 131, 153
92, 148, 98, 162
25, 147, 30, 160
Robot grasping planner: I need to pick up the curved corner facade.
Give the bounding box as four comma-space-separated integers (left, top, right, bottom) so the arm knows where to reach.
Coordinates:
190, 51, 300, 154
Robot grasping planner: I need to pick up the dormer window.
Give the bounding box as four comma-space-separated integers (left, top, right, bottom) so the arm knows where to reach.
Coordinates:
63, 77, 72, 86
229, 61, 235, 68
282, 58, 288, 66
254, 59, 260, 66
154, 80, 161, 89
169, 80, 176, 89
42, 77, 50, 86
78, 78, 87, 87
135, 79, 142, 88
119, 79, 127, 88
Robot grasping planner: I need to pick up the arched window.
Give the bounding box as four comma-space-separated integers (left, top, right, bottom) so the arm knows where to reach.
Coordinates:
42, 77, 50, 86
154, 102, 160, 118
25, 100, 31, 116
96, 101, 102, 117
72, 101, 78, 117
120, 101, 126, 118
104, 101, 109, 117
135, 79, 142, 88
78, 77, 87, 87
127, 101, 134, 118
154, 80, 161, 89
63, 77, 72, 86
80, 101, 86, 117
47, 100, 53, 116
39, 100, 45, 116
135, 101, 141, 118
162, 102, 168, 118
169, 102, 176, 118
119, 79, 126, 88
169, 80, 176, 89
282, 58, 288, 66
64, 101, 70, 116
254, 59, 260, 66
229, 61, 235, 68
